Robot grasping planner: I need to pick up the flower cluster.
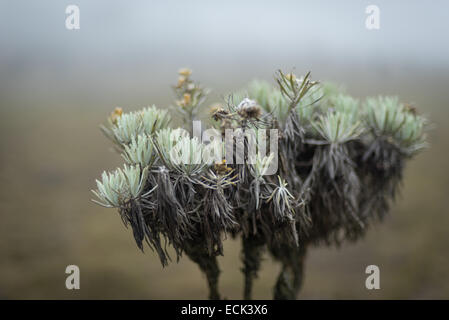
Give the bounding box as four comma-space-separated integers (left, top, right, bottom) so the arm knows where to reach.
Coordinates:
173, 68, 209, 124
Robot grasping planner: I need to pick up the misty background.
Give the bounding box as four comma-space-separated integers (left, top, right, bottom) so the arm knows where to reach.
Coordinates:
0, 0, 448, 299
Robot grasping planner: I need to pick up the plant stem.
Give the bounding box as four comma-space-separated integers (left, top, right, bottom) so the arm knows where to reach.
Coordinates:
241, 234, 265, 300
184, 240, 221, 300
271, 244, 307, 300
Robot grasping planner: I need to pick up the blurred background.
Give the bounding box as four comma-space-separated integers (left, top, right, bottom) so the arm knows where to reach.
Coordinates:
1, 0, 448, 299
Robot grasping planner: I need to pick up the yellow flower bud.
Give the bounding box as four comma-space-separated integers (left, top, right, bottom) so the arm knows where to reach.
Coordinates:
110, 107, 123, 124
214, 159, 232, 175
176, 76, 186, 88
285, 73, 297, 82
183, 93, 191, 106
178, 68, 192, 77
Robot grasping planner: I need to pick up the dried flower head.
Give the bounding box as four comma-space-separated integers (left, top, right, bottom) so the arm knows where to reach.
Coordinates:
210, 105, 230, 121
237, 98, 262, 119
214, 159, 232, 175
